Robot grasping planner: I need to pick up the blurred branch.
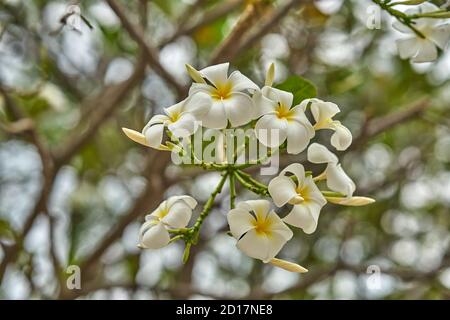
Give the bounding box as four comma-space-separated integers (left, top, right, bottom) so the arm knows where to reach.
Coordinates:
105, 0, 185, 98
159, 0, 244, 48
53, 59, 146, 167
233, 0, 308, 60
351, 98, 430, 150
209, 0, 269, 64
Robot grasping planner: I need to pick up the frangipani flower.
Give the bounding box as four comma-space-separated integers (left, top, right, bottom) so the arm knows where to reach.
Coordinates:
123, 92, 211, 150
254, 87, 315, 154
300, 98, 352, 151
227, 200, 293, 263
268, 163, 326, 234
393, 3, 450, 63
138, 195, 197, 249
307, 143, 355, 198
187, 63, 259, 129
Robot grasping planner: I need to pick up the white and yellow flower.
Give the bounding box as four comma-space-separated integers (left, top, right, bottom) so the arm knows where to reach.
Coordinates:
393, 3, 450, 63
307, 143, 355, 198
268, 163, 326, 234
123, 92, 211, 150
300, 98, 352, 151
138, 195, 197, 249
187, 63, 259, 129
227, 200, 293, 263
254, 87, 315, 154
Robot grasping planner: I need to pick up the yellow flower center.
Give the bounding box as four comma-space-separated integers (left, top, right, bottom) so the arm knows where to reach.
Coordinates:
295, 185, 311, 203
252, 212, 273, 236
275, 103, 295, 120
169, 111, 181, 123
211, 82, 232, 100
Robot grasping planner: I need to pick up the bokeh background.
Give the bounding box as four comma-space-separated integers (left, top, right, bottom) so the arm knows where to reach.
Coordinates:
1, 0, 450, 300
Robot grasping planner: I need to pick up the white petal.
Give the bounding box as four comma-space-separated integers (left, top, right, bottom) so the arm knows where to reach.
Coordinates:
183, 91, 213, 116
199, 62, 229, 87
310, 99, 340, 126
429, 24, 450, 50
161, 202, 192, 228
188, 82, 214, 96
326, 163, 356, 197
252, 88, 277, 118
307, 143, 338, 164
330, 122, 352, 151
255, 114, 287, 147
227, 208, 256, 239
143, 123, 165, 149
396, 38, 420, 59
237, 199, 271, 217
198, 100, 228, 129
268, 176, 298, 207
283, 203, 321, 234
286, 121, 312, 154
139, 221, 170, 249
280, 163, 305, 184
303, 176, 327, 206
266, 211, 293, 241
266, 87, 293, 108
228, 71, 259, 92
223, 92, 255, 127
263, 232, 290, 263
412, 39, 438, 63
167, 195, 197, 209
393, 20, 414, 34
168, 113, 197, 138
289, 105, 315, 134
122, 128, 150, 147
237, 229, 271, 262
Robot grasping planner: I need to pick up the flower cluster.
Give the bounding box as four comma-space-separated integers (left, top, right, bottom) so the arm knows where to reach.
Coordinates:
389, 2, 450, 63
124, 63, 374, 273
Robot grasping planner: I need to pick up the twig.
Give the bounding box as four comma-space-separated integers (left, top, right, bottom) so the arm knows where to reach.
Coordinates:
105, 0, 185, 98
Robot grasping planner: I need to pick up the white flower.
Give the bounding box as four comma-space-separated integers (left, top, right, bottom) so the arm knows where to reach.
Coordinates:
300, 98, 352, 151
393, 3, 450, 63
188, 63, 259, 129
268, 163, 326, 234
138, 195, 197, 249
227, 200, 293, 262
123, 92, 211, 150
307, 143, 355, 198
254, 87, 315, 154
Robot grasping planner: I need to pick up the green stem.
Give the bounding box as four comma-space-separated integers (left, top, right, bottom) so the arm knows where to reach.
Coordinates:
229, 171, 236, 209
190, 172, 228, 241
234, 170, 269, 196
372, 0, 426, 38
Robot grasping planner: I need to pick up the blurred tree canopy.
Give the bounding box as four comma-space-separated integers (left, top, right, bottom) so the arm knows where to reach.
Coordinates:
0, 0, 449, 299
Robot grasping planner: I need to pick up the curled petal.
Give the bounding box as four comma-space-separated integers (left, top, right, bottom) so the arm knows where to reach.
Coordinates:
227, 208, 257, 239
199, 62, 229, 87
310, 99, 340, 127
167, 195, 197, 209
237, 199, 271, 218
161, 201, 192, 228
184, 91, 213, 116
223, 92, 255, 127
253, 88, 278, 118
139, 220, 170, 249
255, 114, 288, 147
307, 143, 338, 164
185, 64, 206, 83
325, 163, 356, 198
396, 38, 420, 59
283, 203, 322, 234
429, 24, 450, 50
228, 71, 259, 92
280, 163, 305, 184
330, 122, 352, 151
268, 176, 299, 207
143, 123, 165, 149
286, 121, 312, 154
168, 113, 198, 138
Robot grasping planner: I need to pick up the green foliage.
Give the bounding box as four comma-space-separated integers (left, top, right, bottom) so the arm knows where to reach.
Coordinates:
275, 75, 318, 105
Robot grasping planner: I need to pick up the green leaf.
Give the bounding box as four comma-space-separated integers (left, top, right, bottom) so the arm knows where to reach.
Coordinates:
275, 75, 317, 105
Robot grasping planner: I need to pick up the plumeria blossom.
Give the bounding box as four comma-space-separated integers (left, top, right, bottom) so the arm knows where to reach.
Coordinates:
187, 63, 259, 129
123, 92, 211, 150
307, 143, 355, 198
393, 3, 450, 63
300, 98, 352, 151
138, 195, 197, 249
268, 163, 326, 234
227, 200, 293, 262
254, 87, 315, 154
